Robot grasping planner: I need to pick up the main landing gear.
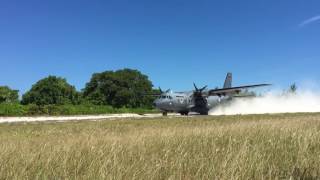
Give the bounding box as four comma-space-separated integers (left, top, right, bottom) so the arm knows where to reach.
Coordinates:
180, 111, 189, 116
200, 112, 208, 115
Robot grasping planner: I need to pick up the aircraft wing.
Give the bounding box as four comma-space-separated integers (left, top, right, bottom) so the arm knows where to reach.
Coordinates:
208, 84, 271, 96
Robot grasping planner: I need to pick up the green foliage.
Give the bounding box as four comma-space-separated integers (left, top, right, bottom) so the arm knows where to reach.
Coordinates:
0, 103, 26, 116
289, 83, 297, 94
26, 104, 49, 115
0, 103, 157, 116
0, 86, 19, 103
282, 83, 298, 96
1, 69, 159, 115
83, 68, 155, 108
22, 76, 80, 105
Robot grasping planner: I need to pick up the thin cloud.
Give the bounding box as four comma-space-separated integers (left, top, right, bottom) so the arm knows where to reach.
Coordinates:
299, 15, 320, 27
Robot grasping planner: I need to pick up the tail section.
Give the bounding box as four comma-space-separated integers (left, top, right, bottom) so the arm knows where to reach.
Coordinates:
223, 73, 232, 88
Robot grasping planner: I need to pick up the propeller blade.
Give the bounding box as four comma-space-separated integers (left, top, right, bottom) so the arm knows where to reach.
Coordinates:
193, 83, 199, 91
165, 89, 171, 93
159, 87, 163, 93
200, 85, 208, 92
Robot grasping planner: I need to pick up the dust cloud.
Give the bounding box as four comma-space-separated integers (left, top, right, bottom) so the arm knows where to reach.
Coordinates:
209, 90, 320, 115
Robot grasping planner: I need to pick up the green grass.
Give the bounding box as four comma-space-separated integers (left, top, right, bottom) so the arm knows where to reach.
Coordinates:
0, 103, 28, 116
1, 113, 320, 179
0, 103, 158, 116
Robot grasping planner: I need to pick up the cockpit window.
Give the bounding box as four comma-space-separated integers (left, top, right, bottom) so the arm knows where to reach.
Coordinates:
159, 95, 172, 99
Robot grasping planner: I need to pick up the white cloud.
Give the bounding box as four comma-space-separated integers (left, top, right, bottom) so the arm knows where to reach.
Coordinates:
299, 15, 320, 27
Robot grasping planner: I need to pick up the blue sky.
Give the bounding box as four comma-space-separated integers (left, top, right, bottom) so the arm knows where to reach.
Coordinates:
1, 0, 320, 94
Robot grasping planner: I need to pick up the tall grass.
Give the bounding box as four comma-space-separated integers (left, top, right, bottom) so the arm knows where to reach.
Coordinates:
0, 113, 320, 179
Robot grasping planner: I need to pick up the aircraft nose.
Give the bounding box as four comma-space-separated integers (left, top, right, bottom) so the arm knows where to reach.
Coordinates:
153, 100, 159, 108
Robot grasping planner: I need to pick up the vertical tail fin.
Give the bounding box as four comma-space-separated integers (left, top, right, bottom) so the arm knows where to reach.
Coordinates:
223, 73, 232, 88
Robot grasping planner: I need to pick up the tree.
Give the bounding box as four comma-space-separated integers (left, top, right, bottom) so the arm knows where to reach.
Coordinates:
21, 76, 80, 105
0, 86, 19, 103
83, 69, 155, 108
289, 83, 297, 94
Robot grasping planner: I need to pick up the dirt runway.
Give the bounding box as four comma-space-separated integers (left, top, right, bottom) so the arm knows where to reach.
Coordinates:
0, 113, 182, 123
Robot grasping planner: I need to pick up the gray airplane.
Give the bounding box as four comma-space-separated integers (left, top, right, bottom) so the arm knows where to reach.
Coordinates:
153, 73, 270, 116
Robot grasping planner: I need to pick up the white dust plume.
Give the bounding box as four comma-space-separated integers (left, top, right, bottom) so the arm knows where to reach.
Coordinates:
209, 90, 320, 115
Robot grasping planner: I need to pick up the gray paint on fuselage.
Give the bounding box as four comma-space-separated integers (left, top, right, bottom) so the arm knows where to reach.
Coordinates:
153, 91, 230, 113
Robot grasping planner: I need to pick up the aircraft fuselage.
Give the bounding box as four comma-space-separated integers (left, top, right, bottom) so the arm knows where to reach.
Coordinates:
153, 91, 230, 115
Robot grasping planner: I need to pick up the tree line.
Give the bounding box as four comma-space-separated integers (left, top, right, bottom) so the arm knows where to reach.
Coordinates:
1, 68, 159, 110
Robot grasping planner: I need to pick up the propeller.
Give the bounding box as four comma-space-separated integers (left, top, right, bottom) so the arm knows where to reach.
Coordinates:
159, 87, 170, 93
193, 83, 208, 96
142, 87, 171, 97
192, 83, 209, 107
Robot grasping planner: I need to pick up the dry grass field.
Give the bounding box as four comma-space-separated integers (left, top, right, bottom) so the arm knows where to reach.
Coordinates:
1, 113, 320, 179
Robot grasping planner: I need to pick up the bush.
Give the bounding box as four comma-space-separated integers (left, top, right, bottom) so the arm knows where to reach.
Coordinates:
0, 103, 27, 116
0, 86, 19, 103
22, 76, 80, 105
25, 104, 48, 115
0, 103, 158, 116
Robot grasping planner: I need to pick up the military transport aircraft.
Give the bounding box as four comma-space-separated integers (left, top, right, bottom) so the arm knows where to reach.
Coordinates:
152, 73, 271, 116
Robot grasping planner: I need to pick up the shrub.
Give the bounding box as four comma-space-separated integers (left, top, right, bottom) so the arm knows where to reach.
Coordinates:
0, 86, 19, 103
22, 76, 80, 105
0, 103, 27, 116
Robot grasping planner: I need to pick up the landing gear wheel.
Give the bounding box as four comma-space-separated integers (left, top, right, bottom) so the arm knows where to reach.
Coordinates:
180, 111, 189, 116
162, 112, 168, 116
